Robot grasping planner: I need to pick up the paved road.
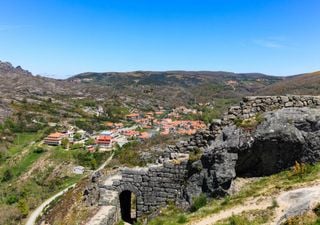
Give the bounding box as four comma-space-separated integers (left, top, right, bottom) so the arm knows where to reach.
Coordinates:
25, 153, 114, 225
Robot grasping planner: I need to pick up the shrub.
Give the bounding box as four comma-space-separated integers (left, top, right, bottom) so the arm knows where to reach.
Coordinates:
292, 161, 307, 179
17, 199, 29, 218
61, 138, 69, 149
189, 148, 202, 163
90, 158, 97, 170
33, 147, 46, 154
221, 195, 231, 206
270, 198, 279, 209
234, 113, 264, 129
190, 193, 207, 212
177, 214, 188, 224
313, 203, 320, 217
6, 194, 19, 205
2, 169, 13, 182
70, 143, 83, 150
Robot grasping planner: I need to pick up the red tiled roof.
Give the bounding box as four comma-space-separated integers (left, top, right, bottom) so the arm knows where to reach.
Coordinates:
47, 132, 64, 139
97, 136, 112, 141
126, 113, 139, 117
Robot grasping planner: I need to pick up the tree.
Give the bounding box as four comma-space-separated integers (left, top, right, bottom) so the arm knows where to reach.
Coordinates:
90, 158, 97, 170
61, 138, 69, 149
73, 132, 82, 141
85, 138, 95, 145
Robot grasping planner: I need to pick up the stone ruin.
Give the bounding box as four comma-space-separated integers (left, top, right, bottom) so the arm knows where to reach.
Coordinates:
85, 95, 320, 225
86, 154, 189, 225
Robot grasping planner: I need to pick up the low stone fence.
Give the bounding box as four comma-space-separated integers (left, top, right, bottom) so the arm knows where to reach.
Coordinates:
226, 95, 320, 120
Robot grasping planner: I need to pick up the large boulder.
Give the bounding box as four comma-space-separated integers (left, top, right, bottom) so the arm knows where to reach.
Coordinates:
184, 107, 320, 200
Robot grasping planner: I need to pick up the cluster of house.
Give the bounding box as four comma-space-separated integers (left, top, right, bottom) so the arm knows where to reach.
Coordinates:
167, 106, 198, 118
157, 119, 206, 136
123, 108, 205, 137
43, 106, 206, 152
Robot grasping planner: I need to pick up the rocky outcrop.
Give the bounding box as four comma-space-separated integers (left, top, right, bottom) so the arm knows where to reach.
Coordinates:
184, 107, 320, 200
170, 95, 320, 155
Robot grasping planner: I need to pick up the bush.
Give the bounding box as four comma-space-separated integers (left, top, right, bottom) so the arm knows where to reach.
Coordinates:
234, 113, 264, 129
61, 138, 69, 149
177, 214, 188, 224
189, 148, 202, 163
292, 161, 307, 178
6, 194, 19, 205
190, 193, 207, 212
33, 147, 46, 154
70, 143, 83, 150
2, 169, 13, 182
17, 199, 29, 218
313, 203, 320, 217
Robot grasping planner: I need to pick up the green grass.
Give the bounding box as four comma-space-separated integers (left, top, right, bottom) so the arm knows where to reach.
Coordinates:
8, 132, 38, 155
11, 151, 43, 177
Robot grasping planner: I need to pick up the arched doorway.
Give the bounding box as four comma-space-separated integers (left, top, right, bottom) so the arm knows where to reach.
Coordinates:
119, 190, 137, 223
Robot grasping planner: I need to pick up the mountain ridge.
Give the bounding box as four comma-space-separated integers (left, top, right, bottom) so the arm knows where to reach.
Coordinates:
1, 59, 320, 123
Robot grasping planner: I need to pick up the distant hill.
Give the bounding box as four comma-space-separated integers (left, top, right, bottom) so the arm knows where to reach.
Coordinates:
259, 71, 320, 95
68, 71, 283, 106
2, 59, 320, 123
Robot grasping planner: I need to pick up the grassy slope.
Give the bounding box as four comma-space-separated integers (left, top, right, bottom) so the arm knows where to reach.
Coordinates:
258, 71, 320, 96
0, 131, 109, 225
146, 163, 320, 225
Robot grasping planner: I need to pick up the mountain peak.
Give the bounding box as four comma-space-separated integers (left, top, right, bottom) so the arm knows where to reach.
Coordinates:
0, 60, 32, 76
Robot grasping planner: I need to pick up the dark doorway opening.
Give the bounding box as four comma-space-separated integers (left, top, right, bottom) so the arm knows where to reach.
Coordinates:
119, 190, 137, 224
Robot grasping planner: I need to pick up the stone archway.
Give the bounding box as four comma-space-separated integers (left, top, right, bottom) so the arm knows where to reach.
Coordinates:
119, 190, 137, 223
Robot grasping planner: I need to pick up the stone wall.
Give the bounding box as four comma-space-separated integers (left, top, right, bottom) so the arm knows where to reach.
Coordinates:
227, 95, 320, 120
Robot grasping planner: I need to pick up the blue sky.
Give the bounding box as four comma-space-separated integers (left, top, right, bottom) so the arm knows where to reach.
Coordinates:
0, 0, 319, 78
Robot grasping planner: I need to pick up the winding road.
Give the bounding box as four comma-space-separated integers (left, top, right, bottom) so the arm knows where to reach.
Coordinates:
25, 153, 114, 225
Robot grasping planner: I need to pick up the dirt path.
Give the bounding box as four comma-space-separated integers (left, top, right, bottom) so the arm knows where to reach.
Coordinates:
25, 153, 114, 225
191, 182, 320, 225
190, 197, 273, 225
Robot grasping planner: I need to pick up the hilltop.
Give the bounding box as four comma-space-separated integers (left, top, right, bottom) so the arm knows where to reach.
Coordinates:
68, 71, 283, 106
258, 71, 320, 95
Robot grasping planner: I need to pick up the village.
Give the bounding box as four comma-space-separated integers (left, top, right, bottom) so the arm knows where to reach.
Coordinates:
43, 106, 206, 153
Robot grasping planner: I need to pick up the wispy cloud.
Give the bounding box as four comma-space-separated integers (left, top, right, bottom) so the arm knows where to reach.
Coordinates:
253, 37, 287, 49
